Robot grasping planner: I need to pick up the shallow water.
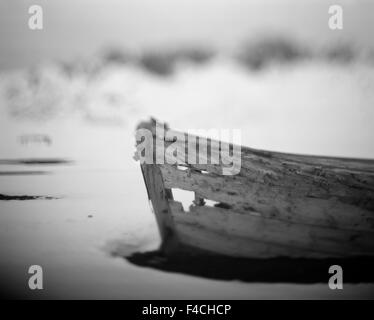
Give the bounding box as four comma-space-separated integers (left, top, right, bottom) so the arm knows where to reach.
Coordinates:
0, 60, 374, 299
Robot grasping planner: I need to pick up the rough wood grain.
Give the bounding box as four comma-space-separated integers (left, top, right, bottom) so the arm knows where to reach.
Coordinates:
140, 164, 179, 253
137, 120, 374, 258
160, 164, 374, 231
169, 200, 374, 258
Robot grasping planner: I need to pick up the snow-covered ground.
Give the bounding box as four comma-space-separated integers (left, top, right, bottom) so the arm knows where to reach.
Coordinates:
0, 56, 373, 298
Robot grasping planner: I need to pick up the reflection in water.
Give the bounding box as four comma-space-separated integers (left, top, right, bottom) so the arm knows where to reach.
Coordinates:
0, 158, 70, 199
0, 158, 73, 166
127, 248, 374, 284
0, 193, 58, 201
0, 171, 50, 176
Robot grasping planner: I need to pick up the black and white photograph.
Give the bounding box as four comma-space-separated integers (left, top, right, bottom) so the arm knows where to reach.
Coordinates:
0, 0, 374, 304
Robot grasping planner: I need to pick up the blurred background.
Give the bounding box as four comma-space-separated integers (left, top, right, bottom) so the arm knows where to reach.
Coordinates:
1, 0, 374, 70
0, 0, 374, 299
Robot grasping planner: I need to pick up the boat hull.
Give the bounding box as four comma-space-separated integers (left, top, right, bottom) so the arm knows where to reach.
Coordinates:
137, 120, 374, 259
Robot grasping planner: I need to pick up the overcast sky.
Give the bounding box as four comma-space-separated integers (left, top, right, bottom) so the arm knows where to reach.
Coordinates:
1, 0, 372, 69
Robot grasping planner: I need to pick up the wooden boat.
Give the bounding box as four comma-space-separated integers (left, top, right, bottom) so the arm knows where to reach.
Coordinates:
136, 119, 374, 259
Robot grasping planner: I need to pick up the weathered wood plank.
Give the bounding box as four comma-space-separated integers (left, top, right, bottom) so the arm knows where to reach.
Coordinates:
169, 201, 336, 258
161, 164, 374, 231
158, 134, 374, 204
175, 222, 321, 258
169, 201, 374, 258
136, 120, 374, 258
157, 130, 374, 173
140, 164, 179, 252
